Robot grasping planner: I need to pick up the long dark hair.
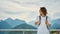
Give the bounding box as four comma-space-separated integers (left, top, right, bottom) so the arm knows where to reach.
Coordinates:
40, 7, 47, 16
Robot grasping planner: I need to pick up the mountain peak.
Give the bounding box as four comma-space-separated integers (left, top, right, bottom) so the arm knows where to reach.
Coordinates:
5, 18, 13, 21
54, 18, 60, 21
4, 18, 26, 27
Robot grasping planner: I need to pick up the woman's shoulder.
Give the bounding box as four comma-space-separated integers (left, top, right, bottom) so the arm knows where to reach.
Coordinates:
36, 15, 50, 18
46, 16, 50, 19
36, 15, 40, 20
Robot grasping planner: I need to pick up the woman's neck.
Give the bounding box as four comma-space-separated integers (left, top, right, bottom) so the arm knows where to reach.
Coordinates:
40, 14, 46, 17
42, 15, 46, 17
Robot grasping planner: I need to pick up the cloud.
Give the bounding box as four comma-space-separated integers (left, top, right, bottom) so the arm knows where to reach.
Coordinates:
54, 12, 60, 17
0, 0, 60, 22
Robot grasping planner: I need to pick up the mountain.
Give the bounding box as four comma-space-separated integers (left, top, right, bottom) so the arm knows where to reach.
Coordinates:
9, 23, 37, 34
5, 18, 26, 27
51, 19, 60, 24
13, 23, 37, 29
4, 18, 13, 26
0, 18, 27, 34
14, 19, 26, 25
0, 20, 11, 29
51, 19, 60, 29
0, 20, 2, 22
28, 20, 39, 28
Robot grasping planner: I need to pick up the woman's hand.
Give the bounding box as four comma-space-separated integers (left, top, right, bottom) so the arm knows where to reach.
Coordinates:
35, 22, 38, 25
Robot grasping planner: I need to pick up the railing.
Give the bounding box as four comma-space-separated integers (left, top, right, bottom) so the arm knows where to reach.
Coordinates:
0, 29, 60, 34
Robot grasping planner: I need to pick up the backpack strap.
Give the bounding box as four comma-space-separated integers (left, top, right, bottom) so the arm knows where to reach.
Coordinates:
39, 16, 41, 20
39, 16, 48, 20
46, 16, 48, 20
46, 16, 49, 29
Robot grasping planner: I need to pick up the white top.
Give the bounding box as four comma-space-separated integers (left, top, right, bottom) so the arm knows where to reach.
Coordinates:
36, 16, 51, 34
36, 16, 51, 26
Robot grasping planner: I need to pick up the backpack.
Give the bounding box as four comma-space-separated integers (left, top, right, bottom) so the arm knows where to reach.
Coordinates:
39, 16, 49, 29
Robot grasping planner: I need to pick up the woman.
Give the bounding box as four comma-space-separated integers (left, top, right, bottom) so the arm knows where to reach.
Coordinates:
35, 7, 51, 34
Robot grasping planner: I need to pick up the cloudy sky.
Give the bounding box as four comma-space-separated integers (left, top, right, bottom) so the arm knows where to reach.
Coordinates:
0, 0, 60, 22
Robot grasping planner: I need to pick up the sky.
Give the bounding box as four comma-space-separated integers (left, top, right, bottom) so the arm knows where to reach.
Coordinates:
0, 0, 60, 22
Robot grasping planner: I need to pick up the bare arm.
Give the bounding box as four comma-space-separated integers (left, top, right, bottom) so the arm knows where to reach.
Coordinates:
35, 20, 41, 26
46, 20, 51, 27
